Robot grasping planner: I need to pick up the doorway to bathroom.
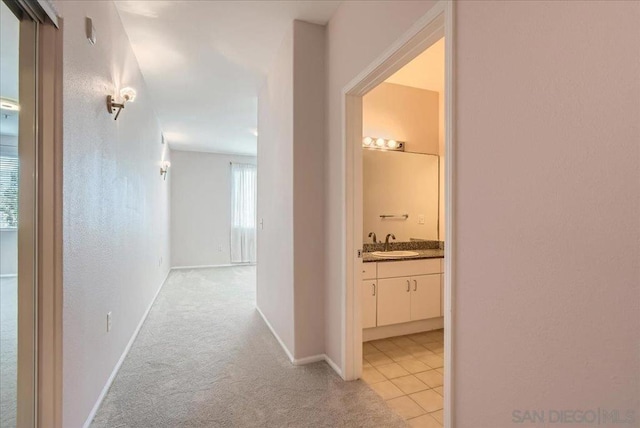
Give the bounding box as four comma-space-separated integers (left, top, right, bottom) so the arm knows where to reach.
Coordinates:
342, 2, 453, 426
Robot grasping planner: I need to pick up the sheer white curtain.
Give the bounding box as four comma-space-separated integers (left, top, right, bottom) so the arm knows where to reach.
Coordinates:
230, 163, 257, 263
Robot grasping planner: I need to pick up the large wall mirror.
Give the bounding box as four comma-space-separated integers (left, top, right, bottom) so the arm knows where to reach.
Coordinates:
363, 149, 439, 242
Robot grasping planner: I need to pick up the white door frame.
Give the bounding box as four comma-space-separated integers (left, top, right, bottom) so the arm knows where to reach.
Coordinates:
7, 2, 64, 425
17, 14, 38, 428
342, 1, 454, 426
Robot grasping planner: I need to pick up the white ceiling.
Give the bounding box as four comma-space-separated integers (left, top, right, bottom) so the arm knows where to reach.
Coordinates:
115, 1, 341, 155
0, 1, 19, 137
385, 37, 444, 94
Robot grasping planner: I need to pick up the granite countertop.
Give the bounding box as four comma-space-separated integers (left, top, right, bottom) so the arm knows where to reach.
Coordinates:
363, 248, 444, 263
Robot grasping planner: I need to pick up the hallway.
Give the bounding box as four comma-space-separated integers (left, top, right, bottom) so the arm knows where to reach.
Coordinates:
91, 266, 405, 427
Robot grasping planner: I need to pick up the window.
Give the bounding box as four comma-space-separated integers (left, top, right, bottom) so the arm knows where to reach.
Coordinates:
0, 154, 18, 229
230, 163, 257, 263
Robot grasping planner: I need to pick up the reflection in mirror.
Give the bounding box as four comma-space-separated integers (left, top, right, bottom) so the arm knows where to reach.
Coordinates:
0, 1, 20, 426
363, 149, 439, 243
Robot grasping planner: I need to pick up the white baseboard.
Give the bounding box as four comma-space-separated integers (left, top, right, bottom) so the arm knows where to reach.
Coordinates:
255, 306, 344, 378
363, 317, 444, 342
292, 354, 325, 365
171, 263, 255, 270
323, 354, 343, 378
83, 269, 171, 428
255, 305, 295, 363
293, 353, 344, 379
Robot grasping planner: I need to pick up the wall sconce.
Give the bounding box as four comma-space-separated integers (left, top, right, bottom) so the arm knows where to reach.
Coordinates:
362, 136, 405, 152
160, 161, 171, 180
0, 98, 20, 113
1, 98, 19, 119
106, 87, 137, 120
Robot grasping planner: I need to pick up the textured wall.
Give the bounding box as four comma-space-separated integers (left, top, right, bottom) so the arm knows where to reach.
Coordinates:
454, 1, 640, 425
170, 150, 256, 267
59, 1, 171, 426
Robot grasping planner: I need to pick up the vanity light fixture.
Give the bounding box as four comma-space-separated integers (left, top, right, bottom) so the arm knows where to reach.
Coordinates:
160, 160, 171, 180
106, 87, 137, 120
362, 136, 405, 152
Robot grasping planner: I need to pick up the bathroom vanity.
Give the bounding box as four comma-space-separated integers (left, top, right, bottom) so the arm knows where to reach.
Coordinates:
361, 255, 444, 341
360, 126, 445, 340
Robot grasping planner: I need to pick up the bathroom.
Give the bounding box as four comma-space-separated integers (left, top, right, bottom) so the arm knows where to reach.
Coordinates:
359, 38, 446, 426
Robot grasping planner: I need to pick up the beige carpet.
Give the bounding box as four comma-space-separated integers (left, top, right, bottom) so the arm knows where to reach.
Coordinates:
91, 266, 406, 427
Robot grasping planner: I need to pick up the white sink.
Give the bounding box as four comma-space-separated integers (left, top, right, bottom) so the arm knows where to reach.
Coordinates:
370, 251, 419, 259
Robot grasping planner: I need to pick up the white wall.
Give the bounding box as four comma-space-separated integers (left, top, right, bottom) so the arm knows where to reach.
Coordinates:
257, 24, 295, 355
454, 1, 639, 424
325, 0, 640, 422
57, 1, 171, 426
257, 20, 325, 360
170, 150, 256, 268
292, 20, 326, 358
363, 82, 439, 155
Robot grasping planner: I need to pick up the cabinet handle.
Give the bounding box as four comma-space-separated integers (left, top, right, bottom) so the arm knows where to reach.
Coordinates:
413, 279, 417, 291
406, 280, 410, 292
372, 283, 376, 296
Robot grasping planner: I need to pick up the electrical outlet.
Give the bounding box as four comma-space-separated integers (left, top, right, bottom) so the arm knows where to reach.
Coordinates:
418, 214, 425, 225
218, 245, 223, 252
107, 312, 112, 332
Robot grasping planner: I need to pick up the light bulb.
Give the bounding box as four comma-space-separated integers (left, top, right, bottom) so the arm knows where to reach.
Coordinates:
387, 140, 397, 149
120, 87, 137, 102
363, 137, 373, 146
375, 138, 385, 147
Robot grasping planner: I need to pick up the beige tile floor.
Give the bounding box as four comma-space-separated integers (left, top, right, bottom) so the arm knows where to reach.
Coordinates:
362, 329, 445, 427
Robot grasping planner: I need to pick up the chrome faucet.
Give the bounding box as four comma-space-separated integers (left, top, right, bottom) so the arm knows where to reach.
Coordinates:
368, 232, 377, 243
384, 233, 396, 251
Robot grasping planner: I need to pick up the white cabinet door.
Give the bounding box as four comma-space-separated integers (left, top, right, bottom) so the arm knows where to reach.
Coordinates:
362, 280, 377, 328
410, 274, 441, 321
377, 277, 411, 326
